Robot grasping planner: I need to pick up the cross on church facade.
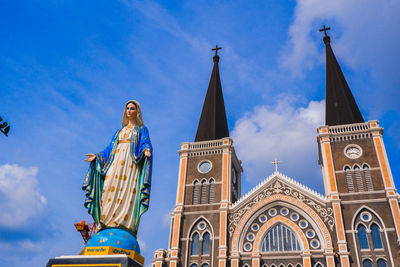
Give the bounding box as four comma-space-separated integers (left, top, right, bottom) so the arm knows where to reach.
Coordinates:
271, 158, 281, 172
319, 25, 331, 36
212, 45, 222, 56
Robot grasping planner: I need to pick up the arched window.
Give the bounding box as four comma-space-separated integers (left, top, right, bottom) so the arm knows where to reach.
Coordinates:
208, 179, 215, 203
200, 180, 207, 204
279, 264, 284, 267
201, 264, 209, 267
191, 233, 200, 255
354, 165, 364, 192
287, 264, 293, 267
296, 264, 302, 267
193, 181, 199, 204
363, 259, 372, 267
315, 263, 323, 267
377, 259, 387, 267
190, 264, 198, 267
371, 223, 383, 249
202, 232, 211, 255
345, 166, 354, 192
261, 224, 301, 252
363, 165, 373, 191
357, 224, 369, 249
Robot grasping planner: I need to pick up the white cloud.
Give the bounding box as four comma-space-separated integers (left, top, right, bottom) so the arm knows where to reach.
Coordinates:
232, 98, 324, 191
281, 0, 400, 80
0, 164, 47, 228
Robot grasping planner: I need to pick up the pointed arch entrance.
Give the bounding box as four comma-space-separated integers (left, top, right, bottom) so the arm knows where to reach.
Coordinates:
230, 194, 334, 267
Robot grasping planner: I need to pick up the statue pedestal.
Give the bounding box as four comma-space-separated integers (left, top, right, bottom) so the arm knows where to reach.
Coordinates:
81, 227, 144, 264
46, 254, 143, 267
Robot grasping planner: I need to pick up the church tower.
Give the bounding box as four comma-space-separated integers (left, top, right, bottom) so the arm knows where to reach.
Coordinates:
317, 28, 400, 267
153, 47, 243, 267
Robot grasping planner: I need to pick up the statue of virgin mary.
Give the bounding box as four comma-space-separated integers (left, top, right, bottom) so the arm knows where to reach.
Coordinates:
82, 100, 152, 238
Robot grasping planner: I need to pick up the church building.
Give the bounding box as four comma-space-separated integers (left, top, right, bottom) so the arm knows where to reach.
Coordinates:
152, 32, 400, 267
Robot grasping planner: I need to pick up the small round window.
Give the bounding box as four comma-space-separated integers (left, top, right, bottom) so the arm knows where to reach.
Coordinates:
247, 233, 255, 241
198, 160, 212, 174
198, 222, 206, 230
268, 208, 277, 216
306, 229, 315, 238
310, 239, 320, 249
360, 211, 372, 222
280, 208, 289, 216
244, 242, 252, 251
259, 214, 268, 223
299, 219, 308, 229
290, 213, 299, 221
251, 223, 260, 231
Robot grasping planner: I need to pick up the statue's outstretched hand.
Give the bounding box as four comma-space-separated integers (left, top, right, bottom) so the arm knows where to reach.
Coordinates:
144, 149, 151, 157
84, 154, 96, 162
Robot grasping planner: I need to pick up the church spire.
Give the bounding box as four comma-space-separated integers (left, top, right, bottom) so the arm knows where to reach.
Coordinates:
195, 45, 229, 142
321, 26, 364, 126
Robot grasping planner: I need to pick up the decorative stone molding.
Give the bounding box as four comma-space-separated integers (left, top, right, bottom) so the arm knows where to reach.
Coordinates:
317, 121, 383, 142
229, 181, 334, 236
232, 172, 326, 209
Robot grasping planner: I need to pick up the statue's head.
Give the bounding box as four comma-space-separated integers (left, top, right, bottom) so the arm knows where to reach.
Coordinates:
122, 100, 143, 126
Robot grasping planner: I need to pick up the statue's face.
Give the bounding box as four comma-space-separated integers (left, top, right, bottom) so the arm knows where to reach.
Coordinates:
126, 103, 137, 120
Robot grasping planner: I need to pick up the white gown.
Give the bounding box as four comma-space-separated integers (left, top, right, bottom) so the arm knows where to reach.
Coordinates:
100, 125, 140, 230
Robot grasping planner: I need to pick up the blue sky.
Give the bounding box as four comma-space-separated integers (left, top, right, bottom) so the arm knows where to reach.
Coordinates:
1, 1, 400, 266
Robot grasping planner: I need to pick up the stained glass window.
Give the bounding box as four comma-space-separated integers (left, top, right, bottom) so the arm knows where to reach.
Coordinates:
261, 224, 301, 252
377, 259, 387, 267
357, 224, 369, 249
202, 232, 211, 255
191, 233, 199, 255
363, 259, 372, 267
371, 223, 383, 249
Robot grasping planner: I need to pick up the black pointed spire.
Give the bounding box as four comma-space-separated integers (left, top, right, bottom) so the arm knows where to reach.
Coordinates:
321, 26, 364, 126
195, 46, 229, 142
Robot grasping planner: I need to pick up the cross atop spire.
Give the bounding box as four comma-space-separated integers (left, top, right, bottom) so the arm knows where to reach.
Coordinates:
271, 158, 281, 173
212, 45, 222, 56
212, 45, 222, 63
319, 25, 331, 44
319, 25, 331, 37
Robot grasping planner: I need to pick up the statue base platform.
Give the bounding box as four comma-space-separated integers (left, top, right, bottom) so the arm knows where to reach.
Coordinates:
46, 254, 143, 267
